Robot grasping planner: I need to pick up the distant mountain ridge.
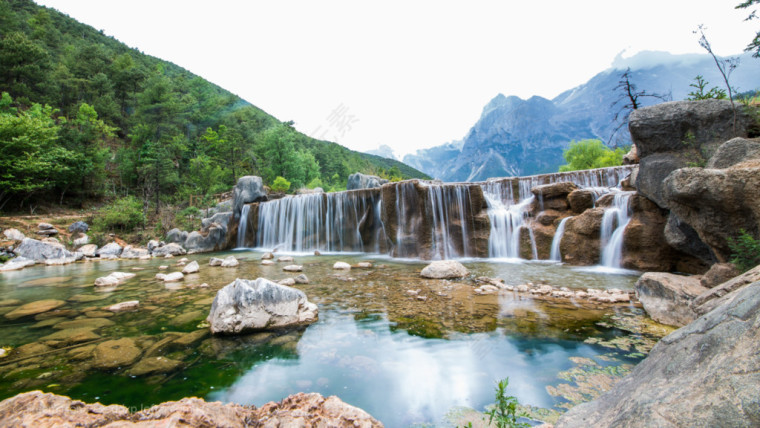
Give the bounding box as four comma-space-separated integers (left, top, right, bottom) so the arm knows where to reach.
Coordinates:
404, 51, 760, 181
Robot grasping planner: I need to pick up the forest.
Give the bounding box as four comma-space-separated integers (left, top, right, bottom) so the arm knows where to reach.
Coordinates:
0, 0, 428, 214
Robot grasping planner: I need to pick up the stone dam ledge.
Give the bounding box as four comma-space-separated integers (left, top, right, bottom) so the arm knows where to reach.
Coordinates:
0, 390, 383, 427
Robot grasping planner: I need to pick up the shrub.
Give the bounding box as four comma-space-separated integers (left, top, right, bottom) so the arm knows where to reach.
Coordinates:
558, 139, 626, 172
484, 378, 530, 428
175, 206, 202, 231
270, 176, 291, 193
94, 196, 145, 232
728, 229, 760, 272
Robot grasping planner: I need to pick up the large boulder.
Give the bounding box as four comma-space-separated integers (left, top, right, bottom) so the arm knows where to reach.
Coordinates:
559, 208, 605, 265
184, 226, 226, 254
420, 260, 469, 279
0, 257, 35, 271
706, 137, 760, 169
663, 159, 760, 261
120, 245, 149, 259
201, 212, 232, 231
3, 228, 25, 241
233, 176, 267, 219
67, 221, 89, 234
629, 99, 753, 159
556, 280, 760, 428
630, 100, 754, 209
347, 172, 389, 190
206, 278, 318, 334
663, 213, 716, 266
692, 264, 760, 316
165, 228, 188, 245
13, 238, 73, 262
635, 272, 708, 327
96, 242, 123, 258
151, 243, 186, 257
700, 262, 740, 289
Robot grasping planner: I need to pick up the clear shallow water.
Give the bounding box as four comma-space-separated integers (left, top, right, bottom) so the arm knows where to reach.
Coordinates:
0, 251, 660, 426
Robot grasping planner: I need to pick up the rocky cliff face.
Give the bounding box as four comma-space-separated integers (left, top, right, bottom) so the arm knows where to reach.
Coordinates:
407, 52, 760, 182
556, 279, 760, 428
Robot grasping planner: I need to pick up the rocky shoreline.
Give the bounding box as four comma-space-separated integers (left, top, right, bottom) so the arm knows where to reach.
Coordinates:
0, 390, 383, 427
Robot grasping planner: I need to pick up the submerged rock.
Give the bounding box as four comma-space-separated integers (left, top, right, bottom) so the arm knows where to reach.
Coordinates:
207, 278, 318, 334
106, 300, 139, 312
94, 272, 135, 287
128, 356, 183, 376
556, 280, 760, 428
5, 300, 65, 320
420, 260, 469, 279
93, 338, 142, 369
635, 272, 707, 327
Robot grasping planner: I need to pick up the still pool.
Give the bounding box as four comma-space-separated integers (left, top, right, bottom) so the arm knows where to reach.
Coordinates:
0, 251, 671, 426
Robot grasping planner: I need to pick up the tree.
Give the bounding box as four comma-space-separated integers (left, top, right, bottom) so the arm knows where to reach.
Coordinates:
687, 75, 727, 100
737, 1, 760, 57
0, 32, 50, 101
695, 24, 740, 133
558, 139, 626, 172
609, 68, 670, 145
270, 176, 291, 193
0, 93, 73, 210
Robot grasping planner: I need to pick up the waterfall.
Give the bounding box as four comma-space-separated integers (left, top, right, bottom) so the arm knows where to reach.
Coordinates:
236, 204, 250, 248
600, 192, 634, 268
482, 181, 535, 259
481, 166, 634, 261
256, 190, 388, 253
426, 184, 474, 259
549, 216, 572, 262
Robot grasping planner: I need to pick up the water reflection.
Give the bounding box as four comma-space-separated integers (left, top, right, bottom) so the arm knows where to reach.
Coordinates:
210, 311, 614, 427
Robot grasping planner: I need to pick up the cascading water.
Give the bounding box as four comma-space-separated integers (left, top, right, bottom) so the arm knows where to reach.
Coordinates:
426, 184, 475, 259
481, 166, 634, 261
256, 190, 388, 253
549, 216, 572, 262
236, 204, 250, 248
600, 192, 634, 268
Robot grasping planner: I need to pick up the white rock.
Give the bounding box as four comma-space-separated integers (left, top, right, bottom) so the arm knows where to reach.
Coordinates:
356, 262, 373, 269
277, 256, 294, 262
162, 272, 184, 282
158, 265, 169, 270
107, 300, 139, 312
94, 272, 136, 287
261, 260, 275, 266
182, 261, 200, 274
419, 260, 469, 279
261, 252, 274, 260
221, 256, 239, 267
78, 244, 98, 257
72, 234, 89, 247
209, 257, 223, 266
3, 228, 25, 241
207, 278, 318, 334
0, 257, 35, 271
283, 265, 303, 272
294, 274, 309, 284
278, 278, 296, 286
333, 262, 351, 270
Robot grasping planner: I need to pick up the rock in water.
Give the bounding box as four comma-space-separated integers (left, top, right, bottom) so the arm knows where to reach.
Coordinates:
5, 299, 66, 320
420, 260, 469, 279
182, 261, 200, 274
221, 256, 239, 267
283, 265, 303, 272
333, 262, 351, 270
13, 238, 73, 262
207, 278, 318, 334
556, 280, 760, 428
635, 272, 707, 327
93, 338, 142, 369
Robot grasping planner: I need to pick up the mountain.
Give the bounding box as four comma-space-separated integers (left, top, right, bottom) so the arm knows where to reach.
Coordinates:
0, 0, 428, 210
402, 140, 464, 180
364, 144, 399, 161
409, 51, 760, 181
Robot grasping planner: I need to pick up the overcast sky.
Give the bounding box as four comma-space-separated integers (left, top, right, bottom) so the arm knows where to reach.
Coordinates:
37, 1, 757, 158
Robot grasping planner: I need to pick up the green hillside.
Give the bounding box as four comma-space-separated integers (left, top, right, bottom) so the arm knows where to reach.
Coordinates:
0, 0, 428, 212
